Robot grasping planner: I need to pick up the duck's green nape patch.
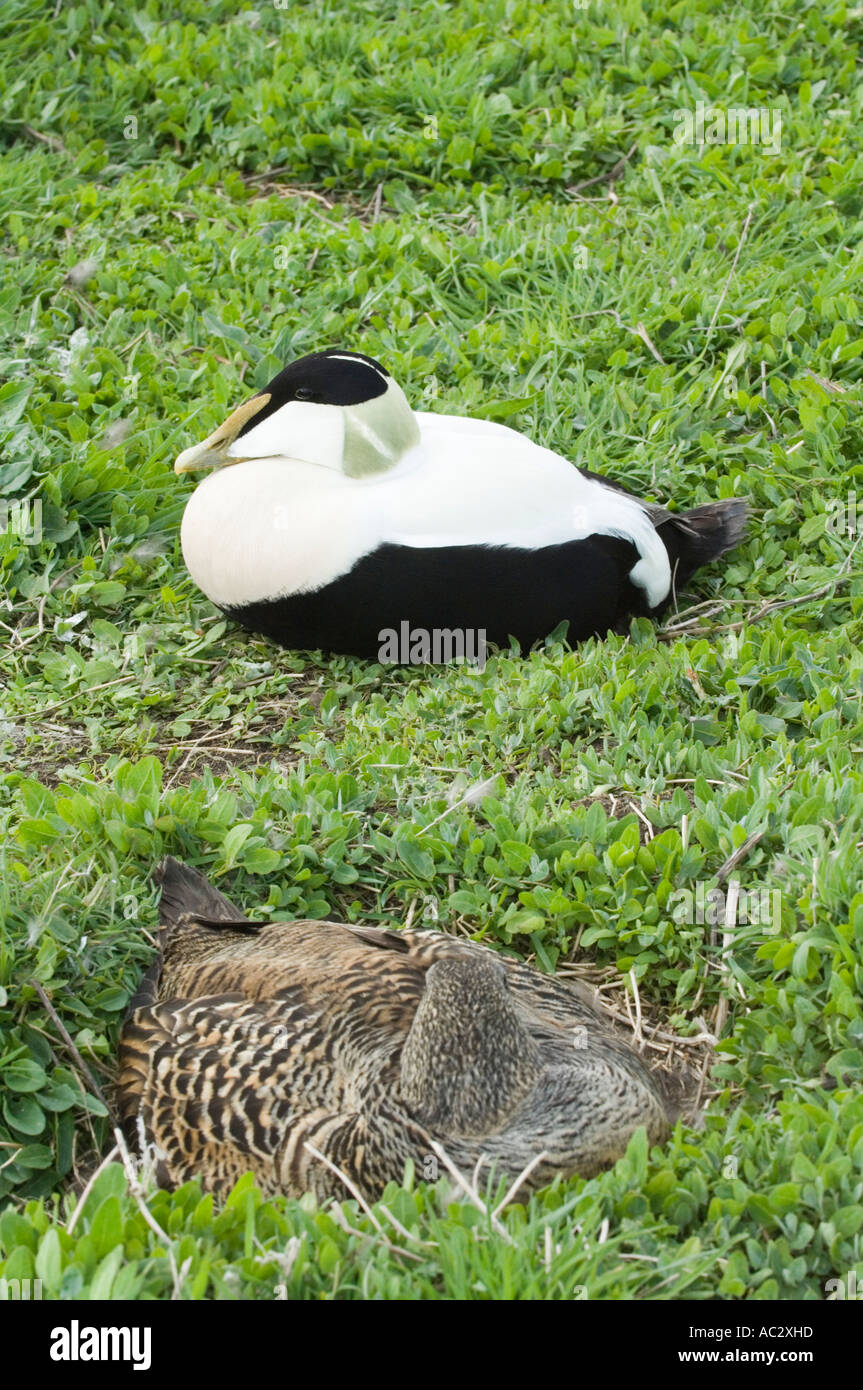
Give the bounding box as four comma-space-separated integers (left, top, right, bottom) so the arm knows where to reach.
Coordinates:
342, 385, 422, 478
2, 0, 863, 1303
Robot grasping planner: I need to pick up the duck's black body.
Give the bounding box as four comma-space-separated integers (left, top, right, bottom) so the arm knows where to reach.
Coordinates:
225, 536, 642, 659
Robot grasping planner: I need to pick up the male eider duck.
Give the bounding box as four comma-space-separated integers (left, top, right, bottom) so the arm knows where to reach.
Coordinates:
174, 349, 746, 660
118, 858, 677, 1202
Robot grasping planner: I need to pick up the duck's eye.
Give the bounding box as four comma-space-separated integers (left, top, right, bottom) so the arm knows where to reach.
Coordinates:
294, 387, 317, 402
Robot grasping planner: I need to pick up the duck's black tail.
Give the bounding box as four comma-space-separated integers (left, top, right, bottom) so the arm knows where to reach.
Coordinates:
580, 470, 747, 596
654, 499, 748, 593
580, 469, 744, 611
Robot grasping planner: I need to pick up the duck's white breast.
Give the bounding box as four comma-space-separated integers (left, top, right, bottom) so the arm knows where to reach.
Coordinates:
179, 457, 382, 607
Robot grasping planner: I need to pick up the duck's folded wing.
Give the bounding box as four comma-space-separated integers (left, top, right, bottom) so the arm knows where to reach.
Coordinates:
390, 418, 672, 606
339, 923, 412, 953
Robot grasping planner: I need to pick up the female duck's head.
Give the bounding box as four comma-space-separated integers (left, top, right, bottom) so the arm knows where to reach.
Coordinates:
174, 349, 420, 480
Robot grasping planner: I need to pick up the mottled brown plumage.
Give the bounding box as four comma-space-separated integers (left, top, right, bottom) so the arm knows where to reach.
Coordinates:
118, 859, 674, 1202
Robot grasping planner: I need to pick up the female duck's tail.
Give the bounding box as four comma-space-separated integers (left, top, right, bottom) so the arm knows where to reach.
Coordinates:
155, 856, 246, 928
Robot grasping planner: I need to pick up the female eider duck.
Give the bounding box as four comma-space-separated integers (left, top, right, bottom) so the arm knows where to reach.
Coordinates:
118, 858, 676, 1202
174, 349, 746, 660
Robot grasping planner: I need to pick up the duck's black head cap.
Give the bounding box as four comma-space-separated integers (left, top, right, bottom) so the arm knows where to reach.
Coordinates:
236, 349, 390, 439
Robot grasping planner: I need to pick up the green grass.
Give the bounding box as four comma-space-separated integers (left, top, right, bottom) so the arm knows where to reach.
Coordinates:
1, 0, 862, 1300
